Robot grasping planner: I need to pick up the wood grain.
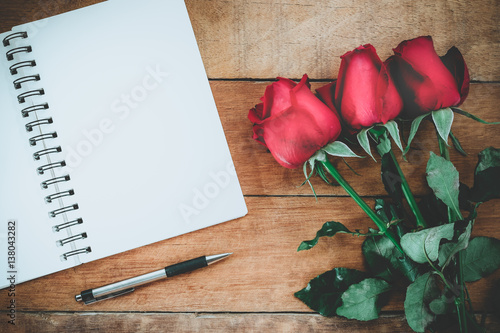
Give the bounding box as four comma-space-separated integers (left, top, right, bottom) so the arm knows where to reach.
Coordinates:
0, 313, 418, 333
3, 312, 500, 333
1, 197, 499, 314
185, 0, 500, 81
0, 0, 498, 81
0, 0, 499, 332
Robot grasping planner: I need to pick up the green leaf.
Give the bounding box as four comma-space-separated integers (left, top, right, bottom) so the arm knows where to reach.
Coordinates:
462, 237, 500, 282
336, 278, 391, 321
403, 113, 429, 157
475, 146, 500, 174
431, 107, 454, 145
470, 147, 500, 202
363, 235, 420, 283
357, 128, 375, 161
298, 221, 350, 251
429, 291, 455, 315
375, 130, 391, 157
404, 272, 441, 332
383, 120, 404, 153
362, 236, 394, 282
295, 268, 367, 317
426, 152, 461, 218
437, 221, 472, 269
298, 221, 375, 251
322, 141, 363, 158
452, 107, 500, 125
400, 223, 455, 264
374, 199, 391, 224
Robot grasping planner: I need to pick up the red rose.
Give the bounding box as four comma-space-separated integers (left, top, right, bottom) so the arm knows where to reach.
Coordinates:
248, 74, 342, 169
318, 44, 403, 130
388, 36, 470, 117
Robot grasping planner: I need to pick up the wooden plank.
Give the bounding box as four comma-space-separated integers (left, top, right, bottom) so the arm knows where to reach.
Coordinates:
2, 312, 499, 333
185, 0, 500, 81
217, 81, 500, 196
0, 1, 498, 80
1, 197, 499, 313
0, 312, 410, 333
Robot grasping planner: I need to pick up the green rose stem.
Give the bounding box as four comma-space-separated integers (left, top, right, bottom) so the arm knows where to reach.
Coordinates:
388, 150, 427, 228
319, 159, 404, 254
436, 134, 468, 333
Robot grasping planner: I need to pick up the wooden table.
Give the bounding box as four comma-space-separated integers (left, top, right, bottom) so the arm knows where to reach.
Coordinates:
1, 0, 499, 331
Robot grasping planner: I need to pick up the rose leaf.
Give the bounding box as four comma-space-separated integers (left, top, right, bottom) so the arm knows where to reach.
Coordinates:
336, 278, 391, 321
295, 268, 367, 317
437, 221, 472, 269
363, 235, 420, 283
470, 147, 500, 203
298, 221, 370, 251
375, 130, 391, 157
400, 223, 455, 264
426, 152, 461, 218
462, 236, 500, 282
429, 291, 455, 315
404, 272, 441, 332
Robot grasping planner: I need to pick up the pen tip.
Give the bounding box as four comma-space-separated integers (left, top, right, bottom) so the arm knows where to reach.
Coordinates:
206, 252, 232, 265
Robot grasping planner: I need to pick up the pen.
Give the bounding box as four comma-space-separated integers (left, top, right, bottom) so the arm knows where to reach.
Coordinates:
75, 253, 232, 304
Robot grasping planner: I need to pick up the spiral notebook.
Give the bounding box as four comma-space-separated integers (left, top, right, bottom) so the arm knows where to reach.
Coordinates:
0, 0, 247, 289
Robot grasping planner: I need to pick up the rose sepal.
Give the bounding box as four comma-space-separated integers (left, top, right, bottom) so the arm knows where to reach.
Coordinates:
356, 121, 404, 162
403, 108, 454, 158
452, 107, 500, 125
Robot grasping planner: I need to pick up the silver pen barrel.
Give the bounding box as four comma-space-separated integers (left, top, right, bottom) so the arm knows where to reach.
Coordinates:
75, 253, 232, 304
76, 268, 166, 303
92, 268, 166, 298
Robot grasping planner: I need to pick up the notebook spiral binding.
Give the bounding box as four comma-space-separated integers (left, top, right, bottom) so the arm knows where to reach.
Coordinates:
3, 31, 91, 260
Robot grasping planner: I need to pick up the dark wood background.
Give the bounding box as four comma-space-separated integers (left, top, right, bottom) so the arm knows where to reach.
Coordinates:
0, 0, 499, 331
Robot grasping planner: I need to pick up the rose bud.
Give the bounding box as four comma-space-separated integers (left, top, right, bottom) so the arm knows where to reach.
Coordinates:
248, 74, 342, 169
319, 44, 403, 130
388, 35, 470, 117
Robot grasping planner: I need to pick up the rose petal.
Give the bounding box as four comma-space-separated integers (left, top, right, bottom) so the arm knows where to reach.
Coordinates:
335, 44, 387, 129
393, 36, 461, 111
248, 103, 264, 123
316, 80, 337, 112
377, 61, 403, 124
263, 105, 339, 168
440, 46, 470, 106
262, 77, 296, 119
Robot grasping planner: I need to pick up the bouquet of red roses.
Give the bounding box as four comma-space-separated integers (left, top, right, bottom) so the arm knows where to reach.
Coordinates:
248, 36, 500, 332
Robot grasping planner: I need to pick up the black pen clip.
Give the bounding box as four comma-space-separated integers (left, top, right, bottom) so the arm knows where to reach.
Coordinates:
84, 288, 135, 305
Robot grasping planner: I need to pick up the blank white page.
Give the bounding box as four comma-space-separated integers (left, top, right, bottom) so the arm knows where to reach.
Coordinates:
0, 0, 247, 286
